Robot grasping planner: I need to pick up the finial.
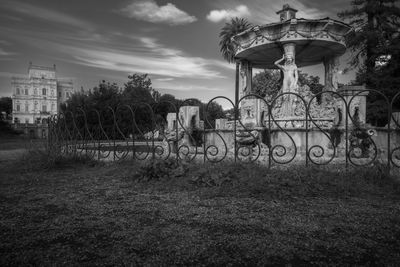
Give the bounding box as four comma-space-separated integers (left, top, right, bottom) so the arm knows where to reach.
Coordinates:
276, 4, 298, 22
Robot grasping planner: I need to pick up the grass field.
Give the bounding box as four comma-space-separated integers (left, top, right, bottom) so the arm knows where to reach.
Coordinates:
1, 153, 400, 266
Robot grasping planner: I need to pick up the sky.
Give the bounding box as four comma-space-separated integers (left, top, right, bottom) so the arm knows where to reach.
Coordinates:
0, 0, 357, 104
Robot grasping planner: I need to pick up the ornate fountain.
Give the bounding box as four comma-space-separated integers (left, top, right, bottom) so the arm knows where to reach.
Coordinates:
230, 4, 361, 129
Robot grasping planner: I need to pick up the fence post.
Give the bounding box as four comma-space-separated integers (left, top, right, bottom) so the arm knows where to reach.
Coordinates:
387, 103, 392, 170
268, 106, 272, 169
305, 104, 309, 167
234, 62, 240, 162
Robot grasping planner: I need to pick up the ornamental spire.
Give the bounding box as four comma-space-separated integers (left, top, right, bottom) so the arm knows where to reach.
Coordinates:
276, 4, 298, 22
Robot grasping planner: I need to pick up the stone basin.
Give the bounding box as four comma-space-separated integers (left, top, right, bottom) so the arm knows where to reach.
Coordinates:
233, 18, 352, 68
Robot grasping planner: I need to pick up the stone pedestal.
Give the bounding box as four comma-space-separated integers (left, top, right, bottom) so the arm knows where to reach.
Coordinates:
178, 106, 200, 146
215, 118, 228, 130
338, 85, 369, 127
179, 106, 200, 129
390, 112, 400, 128
166, 112, 177, 131
240, 99, 268, 128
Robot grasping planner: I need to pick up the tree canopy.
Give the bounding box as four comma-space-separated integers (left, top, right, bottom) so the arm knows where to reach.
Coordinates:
0, 97, 12, 121
61, 74, 226, 134
338, 0, 400, 125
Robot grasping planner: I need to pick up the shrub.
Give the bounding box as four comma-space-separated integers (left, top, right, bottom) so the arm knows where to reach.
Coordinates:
189, 162, 241, 186
134, 158, 188, 181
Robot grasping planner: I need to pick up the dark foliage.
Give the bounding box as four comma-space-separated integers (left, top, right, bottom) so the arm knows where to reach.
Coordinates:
0, 96, 12, 121
252, 69, 324, 101
339, 0, 400, 125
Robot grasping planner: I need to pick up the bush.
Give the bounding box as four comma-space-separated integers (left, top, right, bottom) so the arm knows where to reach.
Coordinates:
134, 158, 188, 181
189, 162, 241, 186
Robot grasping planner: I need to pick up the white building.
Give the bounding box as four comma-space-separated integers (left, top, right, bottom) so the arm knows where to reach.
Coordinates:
11, 63, 74, 125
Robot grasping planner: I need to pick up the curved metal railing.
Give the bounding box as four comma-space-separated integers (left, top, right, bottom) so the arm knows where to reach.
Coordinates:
47, 90, 400, 169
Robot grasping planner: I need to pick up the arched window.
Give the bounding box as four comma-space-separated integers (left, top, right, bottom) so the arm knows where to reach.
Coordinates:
25, 88, 28, 95
16, 88, 20, 95
42, 88, 46, 95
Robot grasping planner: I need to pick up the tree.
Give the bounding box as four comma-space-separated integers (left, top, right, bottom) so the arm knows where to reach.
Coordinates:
0, 97, 12, 121
61, 74, 163, 136
203, 101, 226, 129
90, 81, 121, 110
122, 74, 155, 104
252, 70, 323, 101
252, 70, 281, 98
338, 0, 400, 87
339, 0, 400, 125
298, 71, 324, 102
219, 17, 253, 63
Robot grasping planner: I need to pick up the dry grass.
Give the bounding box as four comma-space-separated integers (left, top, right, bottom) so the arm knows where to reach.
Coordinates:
0, 154, 400, 266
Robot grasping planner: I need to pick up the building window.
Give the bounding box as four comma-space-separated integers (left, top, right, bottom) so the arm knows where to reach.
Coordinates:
42, 88, 46, 95
34, 88, 37, 95
51, 90, 54, 96
25, 104, 29, 112
16, 88, 20, 95
42, 105, 47, 112
25, 88, 28, 95
51, 103, 55, 111
16, 104, 20, 111
58, 91, 61, 97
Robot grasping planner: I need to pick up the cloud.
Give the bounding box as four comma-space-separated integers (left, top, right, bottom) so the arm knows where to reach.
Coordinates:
206, 5, 250, 23
120, 0, 197, 25
52, 37, 229, 80
0, 47, 17, 56
207, 0, 334, 24
155, 84, 223, 92
155, 78, 174, 82
0, 71, 19, 77
0, 1, 93, 30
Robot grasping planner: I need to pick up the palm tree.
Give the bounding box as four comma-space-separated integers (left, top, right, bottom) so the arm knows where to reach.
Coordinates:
219, 17, 253, 63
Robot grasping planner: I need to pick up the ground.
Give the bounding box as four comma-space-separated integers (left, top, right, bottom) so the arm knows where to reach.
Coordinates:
0, 138, 400, 265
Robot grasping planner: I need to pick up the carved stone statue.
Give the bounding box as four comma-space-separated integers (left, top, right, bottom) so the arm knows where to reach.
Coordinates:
274, 54, 298, 94
272, 44, 299, 117
240, 60, 252, 98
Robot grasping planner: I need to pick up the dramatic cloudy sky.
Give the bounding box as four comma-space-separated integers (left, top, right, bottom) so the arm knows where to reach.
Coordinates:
0, 0, 356, 102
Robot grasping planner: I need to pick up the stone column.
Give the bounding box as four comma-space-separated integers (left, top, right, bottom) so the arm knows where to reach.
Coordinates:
239, 60, 253, 100
323, 56, 340, 102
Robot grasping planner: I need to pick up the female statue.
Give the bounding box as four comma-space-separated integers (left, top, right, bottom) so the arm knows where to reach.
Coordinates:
274, 54, 298, 93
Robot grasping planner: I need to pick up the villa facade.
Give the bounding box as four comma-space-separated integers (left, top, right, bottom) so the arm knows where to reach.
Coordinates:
11, 63, 74, 137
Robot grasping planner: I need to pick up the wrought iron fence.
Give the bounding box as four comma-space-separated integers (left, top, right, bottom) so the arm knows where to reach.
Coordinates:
47, 90, 400, 169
